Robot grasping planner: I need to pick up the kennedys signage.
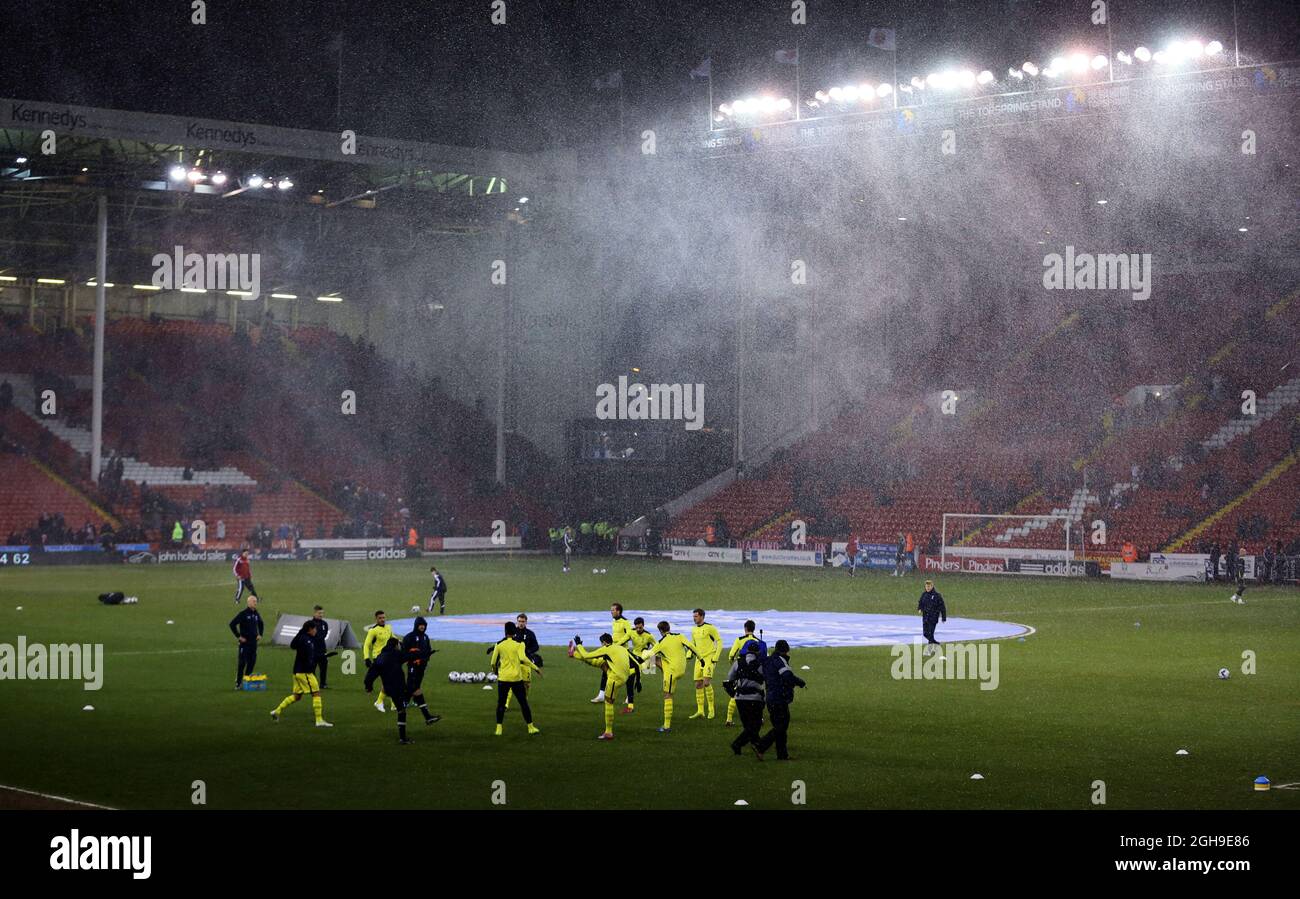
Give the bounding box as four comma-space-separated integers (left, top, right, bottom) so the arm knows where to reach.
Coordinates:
2, 97, 524, 176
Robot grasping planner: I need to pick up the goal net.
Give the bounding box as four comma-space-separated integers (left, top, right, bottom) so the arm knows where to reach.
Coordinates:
939, 513, 1084, 576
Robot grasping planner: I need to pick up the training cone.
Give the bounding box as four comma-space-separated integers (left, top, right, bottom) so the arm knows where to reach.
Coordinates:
734, 800, 749, 806
82, 705, 94, 711
1254, 776, 1270, 792
1176, 749, 1189, 756
969, 773, 984, 780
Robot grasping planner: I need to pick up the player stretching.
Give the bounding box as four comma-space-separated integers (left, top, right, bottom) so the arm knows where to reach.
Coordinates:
724, 619, 761, 726
270, 620, 332, 727
569, 633, 637, 740
401, 616, 442, 725
625, 616, 656, 712
363, 610, 395, 712
591, 602, 634, 705
504, 613, 542, 710
426, 566, 447, 615
232, 550, 259, 603
365, 637, 413, 744
491, 621, 541, 735
918, 580, 947, 654
690, 608, 723, 720
641, 621, 702, 733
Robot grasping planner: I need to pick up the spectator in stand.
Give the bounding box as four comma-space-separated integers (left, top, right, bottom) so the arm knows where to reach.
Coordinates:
216, 519, 226, 541
0, 379, 12, 410
1121, 540, 1137, 563
1261, 543, 1277, 585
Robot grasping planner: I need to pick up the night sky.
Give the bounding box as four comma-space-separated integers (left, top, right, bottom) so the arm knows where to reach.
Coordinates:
2, 0, 1297, 152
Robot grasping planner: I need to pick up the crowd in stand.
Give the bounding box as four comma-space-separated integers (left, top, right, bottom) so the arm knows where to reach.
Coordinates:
4, 512, 147, 549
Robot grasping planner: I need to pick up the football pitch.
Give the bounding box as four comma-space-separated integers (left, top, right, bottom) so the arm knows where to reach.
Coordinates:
0, 556, 1295, 811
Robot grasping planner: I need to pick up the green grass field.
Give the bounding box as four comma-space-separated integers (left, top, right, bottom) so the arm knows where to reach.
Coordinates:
0, 556, 1295, 810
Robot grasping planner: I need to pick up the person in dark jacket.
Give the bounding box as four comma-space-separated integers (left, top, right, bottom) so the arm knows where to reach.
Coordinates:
1209, 542, 1222, 582
725, 639, 766, 757
754, 640, 806, 761
270, 621, 331, 726
229, 595, 263, 690
500, 613, 543, 709
310, 605, 330, 688
918, 579, 948, 654
365, 637, 413, 744
401, 617, 441, 725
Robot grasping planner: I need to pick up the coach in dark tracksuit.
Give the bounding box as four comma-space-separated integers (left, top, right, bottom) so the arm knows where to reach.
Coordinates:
310, 606, 330, 688
401, 617, 441, 725
754, 640, 805, 761
918, 579, 947, 652
726, 640, 766, 757
229, 597, 263, 690
364, 638, 413, 744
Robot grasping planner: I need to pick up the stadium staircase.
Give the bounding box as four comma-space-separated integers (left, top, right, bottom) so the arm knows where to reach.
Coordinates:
1164, 450, 1299, 551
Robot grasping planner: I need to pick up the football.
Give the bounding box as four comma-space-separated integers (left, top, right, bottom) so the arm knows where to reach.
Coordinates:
1218, 668, 1230, 679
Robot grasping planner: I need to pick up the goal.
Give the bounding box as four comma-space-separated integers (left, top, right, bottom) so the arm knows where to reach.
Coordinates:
939, 513, 1083, 576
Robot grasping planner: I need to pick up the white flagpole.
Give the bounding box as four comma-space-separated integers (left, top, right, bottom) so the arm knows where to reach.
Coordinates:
892, 45, 899, 109
795, 41, 802, 121
1233, 0, 1241, 68
707, 66, 714, 131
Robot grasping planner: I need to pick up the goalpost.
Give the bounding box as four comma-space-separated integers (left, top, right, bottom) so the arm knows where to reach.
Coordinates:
940, 513, 1083, 576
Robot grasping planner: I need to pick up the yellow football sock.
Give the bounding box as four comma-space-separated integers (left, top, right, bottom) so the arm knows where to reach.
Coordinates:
664, 697, 674, 729
705, 687, 715, 717
604, 702, 614, 735
726, 697, 737, 723
495, 724, 503, 735
505, 690, 512, 709
273, 695, 296, 714
312, 695, 323, 723
377, 690, 387, 706
695, 688, 705, 714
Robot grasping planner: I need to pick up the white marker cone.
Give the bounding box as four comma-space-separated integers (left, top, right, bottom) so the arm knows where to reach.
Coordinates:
800, 665, 811, 670
82, 705, 94, 711
166, 619, 175, 625
1176, 749, 1189, 756
734, 800, 749, 806
970, 773, 985, 780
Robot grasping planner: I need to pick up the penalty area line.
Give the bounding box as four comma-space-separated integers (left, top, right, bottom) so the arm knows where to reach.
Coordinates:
0, 783, 115, 810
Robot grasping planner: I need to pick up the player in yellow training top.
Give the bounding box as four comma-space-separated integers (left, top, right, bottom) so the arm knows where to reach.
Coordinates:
625, 616, 657, 711
569, 632, 636, 740
725, 619, 761, 727
490, 621, 542, 736
640, 620, 703, 732
592, 602, 636, 705
362, 610, 395, 712
690, 608, 723, 720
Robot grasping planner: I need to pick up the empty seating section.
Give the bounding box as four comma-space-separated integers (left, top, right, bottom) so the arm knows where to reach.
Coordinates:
670, 278, 1300, 557
0, 313, 548, 544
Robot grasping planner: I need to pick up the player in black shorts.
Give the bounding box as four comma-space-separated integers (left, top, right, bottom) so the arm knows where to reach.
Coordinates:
401, 616, 441, 725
